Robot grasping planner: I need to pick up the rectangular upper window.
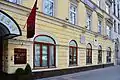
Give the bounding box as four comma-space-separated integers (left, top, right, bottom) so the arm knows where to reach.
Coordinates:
118, 23, 120, 34
114, 20, 117, 32
97, 0, 101, 7
117, 2, 120, 18
6, 0, 21, 4
113, 0, 116, 15
86, 12, 92, 30
105, 4, 110, 14
106, 26, 111, 38
43, 0, 54, 16
98, 19, 102, 34
69, 3, 77, 25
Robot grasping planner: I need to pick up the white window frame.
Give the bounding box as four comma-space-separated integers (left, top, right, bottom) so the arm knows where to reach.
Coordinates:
106, 26, 111, 38
43, 0, 54, 16
86, 12, 92, 30
105, 4, 110, 14
6, 0, 21, 4
97, 0, 101, 7
69, 2, 77, 25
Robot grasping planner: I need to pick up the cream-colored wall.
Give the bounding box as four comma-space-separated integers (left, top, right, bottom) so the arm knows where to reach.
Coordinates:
78, 2, 86, 27
0, 0, 115, 73
6, 39, 33, 74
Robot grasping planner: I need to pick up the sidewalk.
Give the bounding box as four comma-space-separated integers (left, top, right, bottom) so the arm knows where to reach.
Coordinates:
36, 66, 120, 80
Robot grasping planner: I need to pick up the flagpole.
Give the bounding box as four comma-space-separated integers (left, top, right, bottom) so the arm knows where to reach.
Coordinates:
23, 21, 27, 29
23, 0, 38, 30
26, 0, 38, 38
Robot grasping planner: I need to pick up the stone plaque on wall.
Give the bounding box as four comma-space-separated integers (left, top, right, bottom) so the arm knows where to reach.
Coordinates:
80, 35, 86, 44
14, 48, 27, 64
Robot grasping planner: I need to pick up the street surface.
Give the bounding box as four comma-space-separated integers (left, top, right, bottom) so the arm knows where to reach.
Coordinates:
36, 66, 120, 80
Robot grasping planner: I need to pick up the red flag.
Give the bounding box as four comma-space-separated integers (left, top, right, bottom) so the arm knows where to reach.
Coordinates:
27, 0, 37, 38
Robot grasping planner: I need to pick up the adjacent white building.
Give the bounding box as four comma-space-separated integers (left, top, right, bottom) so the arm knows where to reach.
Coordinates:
111, 0, 120, 65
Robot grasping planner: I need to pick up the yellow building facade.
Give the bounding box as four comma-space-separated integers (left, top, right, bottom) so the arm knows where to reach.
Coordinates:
0, 0, 114, 77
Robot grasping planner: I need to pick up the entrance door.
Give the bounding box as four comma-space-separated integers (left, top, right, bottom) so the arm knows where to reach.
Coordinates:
0, 36, 3, 72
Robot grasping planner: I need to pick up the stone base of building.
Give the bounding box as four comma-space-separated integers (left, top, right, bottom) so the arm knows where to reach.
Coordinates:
32, 63, 114, 79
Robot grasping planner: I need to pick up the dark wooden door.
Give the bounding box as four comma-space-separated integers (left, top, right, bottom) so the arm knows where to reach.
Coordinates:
0, 36, 3, 72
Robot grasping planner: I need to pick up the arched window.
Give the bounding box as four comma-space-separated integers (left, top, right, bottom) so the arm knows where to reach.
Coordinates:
106, 47, 111, 63
86, 43, 92, 64
98, 45, 102, 64
69, 40, 78, 66
34, 35, 56, 68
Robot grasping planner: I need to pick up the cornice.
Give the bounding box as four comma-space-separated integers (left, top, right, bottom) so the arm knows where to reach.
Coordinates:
0, 1, 30, 13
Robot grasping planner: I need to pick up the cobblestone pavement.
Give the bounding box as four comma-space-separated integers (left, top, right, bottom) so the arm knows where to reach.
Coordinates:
36, 66, 120, 80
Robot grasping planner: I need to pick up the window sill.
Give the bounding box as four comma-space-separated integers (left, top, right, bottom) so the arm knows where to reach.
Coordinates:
86, 63, 92, 65
33, 66, 56, 69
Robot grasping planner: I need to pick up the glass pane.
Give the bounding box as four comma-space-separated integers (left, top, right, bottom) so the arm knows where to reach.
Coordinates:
42, 45, 48, 67
86, 57, 89, 63
44, 0, 54, 16
74, 48, 76, 57
69, 41, 77, 46
73, 48, 77, 64
49, 46, 54, 66
70, 4, 77, 24
35, 44, 40, 67
86, 49, 89, 56
35, 36, 54, 44
69, 48, 72, 65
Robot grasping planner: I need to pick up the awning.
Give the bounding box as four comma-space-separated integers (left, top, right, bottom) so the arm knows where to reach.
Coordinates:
0, 10, 22, 39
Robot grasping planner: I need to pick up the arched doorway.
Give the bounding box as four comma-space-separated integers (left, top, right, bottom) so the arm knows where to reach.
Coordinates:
69, 40, 78, 66
0, 10, 22, 72
86, 43, 92, 64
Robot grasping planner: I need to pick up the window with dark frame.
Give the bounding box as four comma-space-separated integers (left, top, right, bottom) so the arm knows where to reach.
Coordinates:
98, 45, 102, 64
114, 20, 117, 33
106, 47, 111, 63
69, 40, 78, 66
86, 43, 92, 64
34, 35, 56, 68
117, 2, 119, 18
118, 23, 120, 34
14, 48, 27, 64
113, 0, 116, 15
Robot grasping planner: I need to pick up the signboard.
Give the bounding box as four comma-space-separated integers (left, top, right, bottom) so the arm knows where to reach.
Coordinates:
0, 10, 21, 37
14, 48, 27, 64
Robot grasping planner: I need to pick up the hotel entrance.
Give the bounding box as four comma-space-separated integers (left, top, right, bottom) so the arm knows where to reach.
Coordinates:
0, 10, 22, 72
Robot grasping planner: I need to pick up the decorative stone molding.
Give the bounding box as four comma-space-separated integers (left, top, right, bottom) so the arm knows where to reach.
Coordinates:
8, 39, 33, 46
